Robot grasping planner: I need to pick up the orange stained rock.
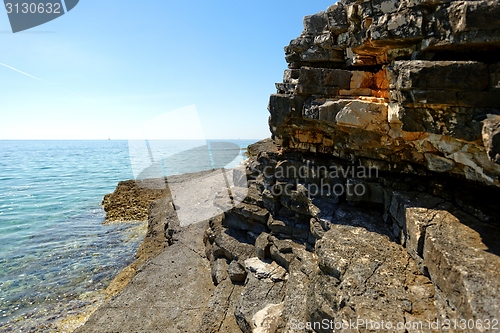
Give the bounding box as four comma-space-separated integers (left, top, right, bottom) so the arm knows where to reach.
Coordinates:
374, 68, 390, 90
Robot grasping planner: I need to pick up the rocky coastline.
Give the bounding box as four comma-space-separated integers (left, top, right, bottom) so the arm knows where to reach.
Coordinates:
75, 1, 499, 332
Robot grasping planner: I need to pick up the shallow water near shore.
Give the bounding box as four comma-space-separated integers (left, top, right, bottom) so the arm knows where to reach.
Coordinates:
0, 139, 255, 332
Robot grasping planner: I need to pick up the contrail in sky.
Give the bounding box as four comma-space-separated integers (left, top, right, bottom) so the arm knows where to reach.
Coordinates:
0, 62, 86, 99
0, 62, 44, 81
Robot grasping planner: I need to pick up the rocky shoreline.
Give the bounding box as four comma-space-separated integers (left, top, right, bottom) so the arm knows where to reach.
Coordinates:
75, 1, 499, 332
73, 138, 500, 333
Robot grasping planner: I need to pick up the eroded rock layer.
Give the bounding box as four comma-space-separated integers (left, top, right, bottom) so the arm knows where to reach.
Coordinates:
269, 0, 500, 188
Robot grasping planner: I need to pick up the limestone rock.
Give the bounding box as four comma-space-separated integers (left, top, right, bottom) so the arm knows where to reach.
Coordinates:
210, 223, 256, 262
389, 60, 489, 92
251, 302, 284, 333
244, 257, 288, 282
422, 209, 500, 324
228, 261, 247, 283
198, 279, 241, 333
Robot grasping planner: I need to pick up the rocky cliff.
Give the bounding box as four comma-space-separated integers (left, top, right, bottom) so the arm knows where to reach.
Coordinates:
270, 0, 500, 188
77, 1, 500, 332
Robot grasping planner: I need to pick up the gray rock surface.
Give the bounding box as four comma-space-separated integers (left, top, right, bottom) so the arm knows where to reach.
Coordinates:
75, 221, 214, 333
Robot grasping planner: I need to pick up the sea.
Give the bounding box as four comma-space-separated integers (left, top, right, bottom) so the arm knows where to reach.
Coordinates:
0, 139, 257, 332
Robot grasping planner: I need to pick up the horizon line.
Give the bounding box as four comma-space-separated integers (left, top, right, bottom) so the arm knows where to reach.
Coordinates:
0, 138, 265, 141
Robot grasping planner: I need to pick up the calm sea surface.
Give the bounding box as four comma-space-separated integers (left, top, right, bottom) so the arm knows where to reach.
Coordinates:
0, 139, 256, 332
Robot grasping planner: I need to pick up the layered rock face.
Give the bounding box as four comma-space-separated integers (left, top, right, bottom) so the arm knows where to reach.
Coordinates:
269, 0, 500, 187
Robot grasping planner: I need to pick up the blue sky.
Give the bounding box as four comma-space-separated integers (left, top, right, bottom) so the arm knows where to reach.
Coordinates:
0, 0, 336, 140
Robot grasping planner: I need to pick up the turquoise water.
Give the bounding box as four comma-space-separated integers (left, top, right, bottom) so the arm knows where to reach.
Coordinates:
0, 139, 255, 332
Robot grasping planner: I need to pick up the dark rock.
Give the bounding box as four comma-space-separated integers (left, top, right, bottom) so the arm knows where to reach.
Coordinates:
271, 0, 500, 188
448, 0, 500, 32
310, 217, 326, 240
269, 244, 294, 271
303, 12, 328, 35
483, 115, 500, 164
234, 274, 285, 333
326, 3, 349, 34
491, 63, 500, 91
254, 232, 271, 260
275, 262, 311, 332
458, 91, 500, 108
262, 189, 280, 214
232, 202, 269, 225
392, 105, 488, 142
211, 223, 256, 261
227, 261, 247, 283
268, 94, 304, 130
371, 8, 425, 44
242, 184, 265, 209
267, 214, 296, 236
246, 138, 280, 158
389, 61, 489, 92
223, 212, 268, 234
